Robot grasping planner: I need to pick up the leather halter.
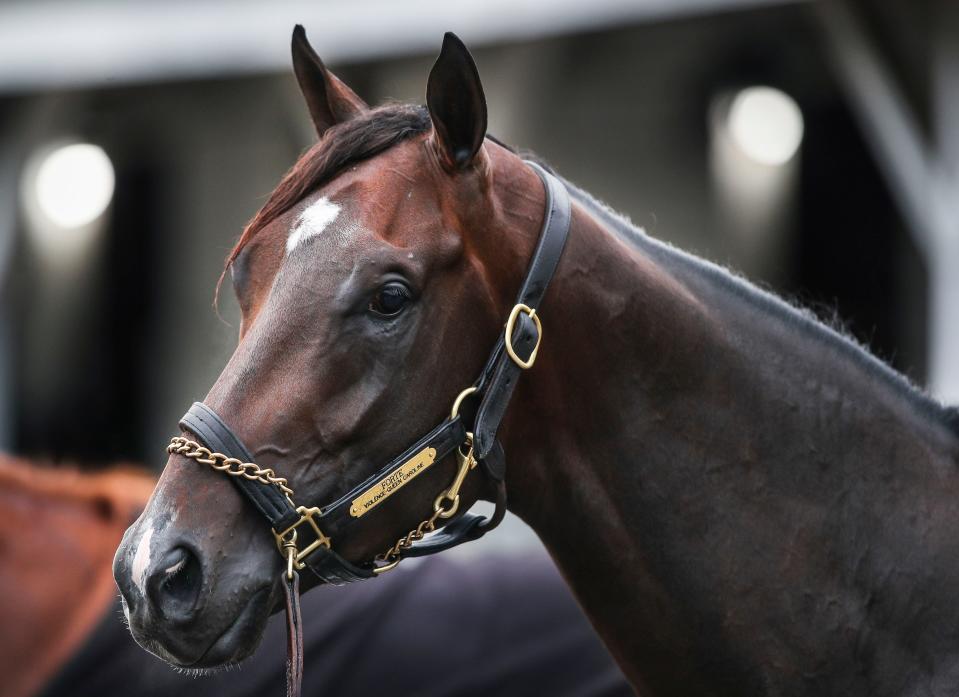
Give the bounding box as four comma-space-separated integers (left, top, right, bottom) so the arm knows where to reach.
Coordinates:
169, 161, 570, 695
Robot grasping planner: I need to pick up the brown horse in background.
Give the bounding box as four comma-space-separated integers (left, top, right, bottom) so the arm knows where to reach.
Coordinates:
0, 455, 153, 697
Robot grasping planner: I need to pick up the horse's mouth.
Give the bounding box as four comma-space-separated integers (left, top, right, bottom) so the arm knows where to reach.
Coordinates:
146, 586, 273, 670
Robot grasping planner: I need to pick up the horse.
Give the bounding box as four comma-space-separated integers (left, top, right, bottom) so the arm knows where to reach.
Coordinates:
1, 454, 629, 697
0, 454, 154, 697
113, 26, 959, 697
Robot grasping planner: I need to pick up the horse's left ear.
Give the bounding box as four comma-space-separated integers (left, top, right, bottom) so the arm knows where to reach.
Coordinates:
427, 33, 488, 171
292, 25, 368, 138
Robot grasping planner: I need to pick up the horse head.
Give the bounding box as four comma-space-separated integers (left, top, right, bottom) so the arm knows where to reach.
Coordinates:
114, 28, 548, 668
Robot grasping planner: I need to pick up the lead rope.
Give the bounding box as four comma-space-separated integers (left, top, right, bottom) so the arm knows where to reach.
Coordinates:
283, 545, 304, 697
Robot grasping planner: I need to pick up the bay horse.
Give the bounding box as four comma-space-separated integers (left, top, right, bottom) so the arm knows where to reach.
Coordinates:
2, 454, 629, 697
114, 27, 959, 697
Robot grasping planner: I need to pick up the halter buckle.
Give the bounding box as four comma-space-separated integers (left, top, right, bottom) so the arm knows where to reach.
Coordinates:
504, 303, 542, 370
273, 506, 331, 570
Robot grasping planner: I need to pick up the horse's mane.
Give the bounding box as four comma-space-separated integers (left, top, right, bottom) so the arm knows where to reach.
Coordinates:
0, 453, 155, 511
560, 177, 959, 436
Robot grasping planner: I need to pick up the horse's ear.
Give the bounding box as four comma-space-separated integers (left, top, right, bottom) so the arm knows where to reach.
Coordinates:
426, 33, 488, 171
291, 25, 368, 138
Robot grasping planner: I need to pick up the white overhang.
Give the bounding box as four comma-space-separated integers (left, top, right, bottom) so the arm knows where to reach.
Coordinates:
0, 0, 807, 93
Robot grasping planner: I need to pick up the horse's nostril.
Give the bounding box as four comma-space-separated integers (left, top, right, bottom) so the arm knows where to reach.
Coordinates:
162, 549, 200, 601
146, 546, 203, 621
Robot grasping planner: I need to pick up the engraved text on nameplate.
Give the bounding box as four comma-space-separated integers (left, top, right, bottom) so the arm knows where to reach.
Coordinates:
349, 447, 438, 518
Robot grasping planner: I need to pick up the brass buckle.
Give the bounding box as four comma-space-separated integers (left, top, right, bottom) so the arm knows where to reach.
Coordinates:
272, 506, 331, 570
504, 303, 542, 370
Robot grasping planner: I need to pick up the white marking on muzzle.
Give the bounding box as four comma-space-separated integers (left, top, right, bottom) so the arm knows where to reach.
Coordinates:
131, 523, 155, 596
287, 197, 342, 253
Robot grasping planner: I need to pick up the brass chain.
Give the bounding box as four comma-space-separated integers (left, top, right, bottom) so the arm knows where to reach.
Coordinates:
376, 505, 449, 567
167, 436, 295, 501
375, 441, 475, 569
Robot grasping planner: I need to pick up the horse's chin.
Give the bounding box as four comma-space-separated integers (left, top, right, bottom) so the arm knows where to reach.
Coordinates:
129, 586, 274, 670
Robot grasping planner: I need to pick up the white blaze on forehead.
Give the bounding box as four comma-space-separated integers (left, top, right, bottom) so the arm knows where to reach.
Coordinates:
286, 197, 342, 253
131, 523, 154, 595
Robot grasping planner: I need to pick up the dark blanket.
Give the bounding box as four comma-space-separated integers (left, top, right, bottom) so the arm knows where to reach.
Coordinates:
40, 548, 632, 697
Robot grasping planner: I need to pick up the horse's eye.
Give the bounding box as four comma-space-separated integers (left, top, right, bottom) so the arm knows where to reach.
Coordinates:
368, 282, 411, 317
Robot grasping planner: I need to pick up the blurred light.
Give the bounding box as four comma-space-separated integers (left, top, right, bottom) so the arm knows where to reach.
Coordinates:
727, 87, 804, 166
32, 143, 114, 228
20, 141, 114, 273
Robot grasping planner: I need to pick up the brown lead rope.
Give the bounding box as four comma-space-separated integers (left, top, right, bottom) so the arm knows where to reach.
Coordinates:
283, 570, 304, 697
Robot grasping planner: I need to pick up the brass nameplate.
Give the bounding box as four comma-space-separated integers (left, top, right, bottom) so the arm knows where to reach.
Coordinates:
349, 447, 437, 518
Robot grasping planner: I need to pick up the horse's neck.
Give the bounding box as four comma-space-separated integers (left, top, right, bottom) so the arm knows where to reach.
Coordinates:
499, 194, 959, 696
0, 459, 153, 697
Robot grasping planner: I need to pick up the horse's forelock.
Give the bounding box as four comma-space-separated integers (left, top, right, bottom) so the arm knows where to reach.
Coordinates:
226, 104, 432, 270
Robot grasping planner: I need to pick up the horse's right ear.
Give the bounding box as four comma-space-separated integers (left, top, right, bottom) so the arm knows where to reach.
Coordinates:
291, 25, 368, 138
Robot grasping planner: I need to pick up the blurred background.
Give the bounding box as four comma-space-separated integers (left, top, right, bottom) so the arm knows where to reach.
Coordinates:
1, 0, 955, 480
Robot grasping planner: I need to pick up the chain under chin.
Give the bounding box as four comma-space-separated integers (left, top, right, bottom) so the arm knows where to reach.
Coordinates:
374, 439, 476, 573
376, 507, 444, 566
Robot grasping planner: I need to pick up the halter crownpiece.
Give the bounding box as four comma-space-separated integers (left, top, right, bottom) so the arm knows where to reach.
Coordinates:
166, 161, 570, 696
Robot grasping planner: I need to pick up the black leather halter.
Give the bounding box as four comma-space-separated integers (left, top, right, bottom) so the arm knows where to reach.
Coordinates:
169, 161, 570, 693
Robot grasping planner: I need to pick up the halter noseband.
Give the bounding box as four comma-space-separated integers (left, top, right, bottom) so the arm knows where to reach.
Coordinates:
166, 161, 570, 693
